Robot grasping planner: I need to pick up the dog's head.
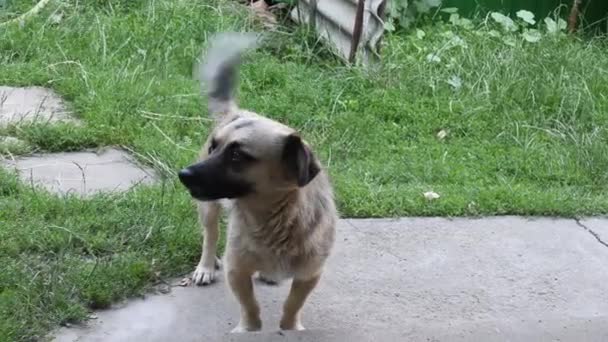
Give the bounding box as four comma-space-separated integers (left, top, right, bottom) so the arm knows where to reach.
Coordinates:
178, 116, 321, 201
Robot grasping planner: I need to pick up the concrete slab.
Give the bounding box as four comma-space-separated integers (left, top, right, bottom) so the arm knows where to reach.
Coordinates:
1, 148, 157, 196
580, 217, 608, 247
0, 86, 73, 125
51, 217, 608, 341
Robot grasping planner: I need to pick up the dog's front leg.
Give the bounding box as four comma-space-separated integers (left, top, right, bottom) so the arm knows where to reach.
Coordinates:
226, 264, 262, 332
280, 274, 321, 331
192, 201, 222, 285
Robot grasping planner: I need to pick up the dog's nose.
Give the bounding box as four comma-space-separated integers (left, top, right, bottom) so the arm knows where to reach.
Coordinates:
178, 168, 194, 184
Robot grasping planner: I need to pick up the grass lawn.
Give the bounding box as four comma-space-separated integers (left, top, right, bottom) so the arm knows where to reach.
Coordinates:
1, 0, 608, 340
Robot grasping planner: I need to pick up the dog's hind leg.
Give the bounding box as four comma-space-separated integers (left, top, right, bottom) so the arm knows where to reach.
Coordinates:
192, 201, 222, 285
279, 274, 321, 331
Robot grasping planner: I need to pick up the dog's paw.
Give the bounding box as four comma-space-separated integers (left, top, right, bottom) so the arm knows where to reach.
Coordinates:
230, 325, 257, 333
231, 319, 262, 333
192, 257, 222, 286
192, 265, 215, 286
279, 319, 305, 331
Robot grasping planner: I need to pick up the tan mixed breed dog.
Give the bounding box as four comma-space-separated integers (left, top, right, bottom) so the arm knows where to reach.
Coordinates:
178, 32, 337, 333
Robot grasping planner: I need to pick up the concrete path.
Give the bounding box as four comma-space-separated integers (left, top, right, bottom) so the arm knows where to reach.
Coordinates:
1, 86, 158, 196
2, 148, 158, 196
52, 217, 608, 342
0, 86, 73, 124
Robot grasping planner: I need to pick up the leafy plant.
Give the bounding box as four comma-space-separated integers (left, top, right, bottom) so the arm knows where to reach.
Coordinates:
385, 0, 442, 31
385, 1, 570, 41
417, 6, 569, 47
487, 10, 568, 45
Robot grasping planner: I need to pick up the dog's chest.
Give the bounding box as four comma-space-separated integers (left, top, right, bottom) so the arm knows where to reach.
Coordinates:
234, 221, 300, 257
228, 215, 307, 274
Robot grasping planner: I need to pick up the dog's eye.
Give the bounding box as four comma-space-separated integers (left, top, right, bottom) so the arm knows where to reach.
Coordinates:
225, 142, 255, 168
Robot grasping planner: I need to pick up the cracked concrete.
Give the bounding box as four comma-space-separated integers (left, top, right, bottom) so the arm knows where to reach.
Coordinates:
578, 218, 608, 248
52, 217, 608, 342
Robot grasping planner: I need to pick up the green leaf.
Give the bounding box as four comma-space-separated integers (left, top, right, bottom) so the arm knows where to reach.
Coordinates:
487, 29, 501, 38
544, 17, 566, 34
491, 12, 518, 32
459, 17, 473, 29
502, 36, 517, 47
522, 29, 542, 43
415, 1, 432, 13
441, 7, 459, 14
449, 13, 460, 25
516, 10, 536, 25
544, 17, 557, 33
449, 13, 473, 29
425, 0, 442, 6
384, 20, 396, 32
396, 0, 409, 10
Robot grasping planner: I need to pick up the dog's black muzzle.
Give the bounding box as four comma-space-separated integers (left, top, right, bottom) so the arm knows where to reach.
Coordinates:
178, 156, 253, 201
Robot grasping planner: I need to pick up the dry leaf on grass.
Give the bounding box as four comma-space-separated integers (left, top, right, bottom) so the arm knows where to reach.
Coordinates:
179, 277, 192, 287
49, 12, 63, 24
250, 0, 277, 29
423, 191, 440, 201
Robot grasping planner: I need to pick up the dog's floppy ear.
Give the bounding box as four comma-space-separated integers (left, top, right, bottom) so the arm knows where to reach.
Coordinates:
282, 133, 320, 187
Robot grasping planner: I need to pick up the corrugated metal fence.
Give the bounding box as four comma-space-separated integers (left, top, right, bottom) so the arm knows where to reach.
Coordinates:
291, 0, 386, 65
